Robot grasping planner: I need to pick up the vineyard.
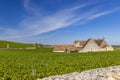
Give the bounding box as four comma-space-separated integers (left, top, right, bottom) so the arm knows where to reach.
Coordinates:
0, 40, 34, 48
0, 48, 120, 80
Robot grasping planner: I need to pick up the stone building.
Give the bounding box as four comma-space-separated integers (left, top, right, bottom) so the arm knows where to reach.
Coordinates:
53, 38, 114, 52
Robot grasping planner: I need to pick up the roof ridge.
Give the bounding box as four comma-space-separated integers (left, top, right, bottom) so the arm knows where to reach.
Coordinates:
83, 38, 92, 48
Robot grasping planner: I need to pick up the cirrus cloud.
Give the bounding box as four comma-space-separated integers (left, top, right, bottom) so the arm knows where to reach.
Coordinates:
0, 0, 119, 42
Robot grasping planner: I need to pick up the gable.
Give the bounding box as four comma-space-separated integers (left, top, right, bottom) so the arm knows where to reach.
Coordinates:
74, 40, 86, 47
100, 39, 108, 47
81, 39, 102, 52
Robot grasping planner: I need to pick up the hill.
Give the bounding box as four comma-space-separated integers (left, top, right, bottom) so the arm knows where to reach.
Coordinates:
112, 45, 120, 50
0, 40, 35, 48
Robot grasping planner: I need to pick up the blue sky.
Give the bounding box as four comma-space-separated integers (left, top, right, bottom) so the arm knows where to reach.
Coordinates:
0, 0, 120, 45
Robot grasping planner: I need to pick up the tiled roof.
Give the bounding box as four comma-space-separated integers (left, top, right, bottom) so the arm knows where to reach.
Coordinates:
54, 45, 77, 51
80, 41, 87, 47
76, 47, 83, 51
95, 39, 103, 46
102, 45, 108, 48
74, 40, 87, 47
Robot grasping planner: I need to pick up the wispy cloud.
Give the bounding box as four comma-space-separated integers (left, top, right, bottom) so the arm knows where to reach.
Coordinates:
19, 2, 94, 37
23, 0, 41, 16
86, 7, 120, 20
0, 1, 119, 41
23, 0, 30, 9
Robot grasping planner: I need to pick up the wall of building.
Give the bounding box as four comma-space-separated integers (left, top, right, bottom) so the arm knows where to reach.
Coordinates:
74, 42, 80, 47
106, 46, 114, 51
100, 40, 108, 47
53, 51, 65, 52
79, 39, 102, 52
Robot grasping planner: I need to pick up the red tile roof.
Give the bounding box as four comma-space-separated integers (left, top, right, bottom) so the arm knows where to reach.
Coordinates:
54, 45, 77, 51
74, 40, 87, 47
102, 45, 108, 48
94, 39, 103, 46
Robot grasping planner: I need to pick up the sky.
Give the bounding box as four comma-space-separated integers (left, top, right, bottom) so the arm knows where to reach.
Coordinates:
0, 0, 120, 45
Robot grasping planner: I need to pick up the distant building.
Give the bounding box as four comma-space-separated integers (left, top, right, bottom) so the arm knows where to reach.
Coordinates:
53, 38, 114, 52
53, 45, 77, 52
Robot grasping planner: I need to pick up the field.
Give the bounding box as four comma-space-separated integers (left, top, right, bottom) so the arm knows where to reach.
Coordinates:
0, 40, 35, 48
0, 48, 120, 80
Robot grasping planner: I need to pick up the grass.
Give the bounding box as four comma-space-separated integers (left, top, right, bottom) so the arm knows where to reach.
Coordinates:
0, 48, 120, 80
0, 40, 35, 48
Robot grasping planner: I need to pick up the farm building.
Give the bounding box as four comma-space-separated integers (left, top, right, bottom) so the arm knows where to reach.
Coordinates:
53, 45, 77, 52
53, 38, 114, 52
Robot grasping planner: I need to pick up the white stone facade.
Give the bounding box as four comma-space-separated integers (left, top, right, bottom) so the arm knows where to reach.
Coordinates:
53, 38, 114, 52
